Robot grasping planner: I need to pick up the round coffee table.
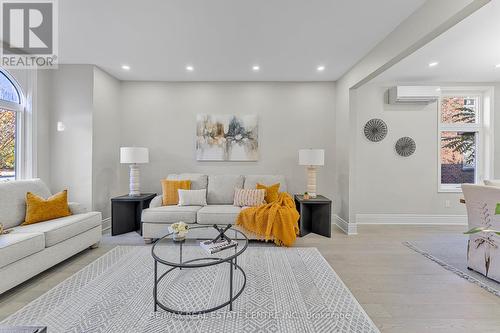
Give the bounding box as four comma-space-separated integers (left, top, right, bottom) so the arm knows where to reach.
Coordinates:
151, 224, 248, 315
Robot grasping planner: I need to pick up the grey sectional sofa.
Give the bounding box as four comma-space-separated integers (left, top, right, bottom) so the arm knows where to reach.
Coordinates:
0, 179, 102, 294
141, 174, 286, 242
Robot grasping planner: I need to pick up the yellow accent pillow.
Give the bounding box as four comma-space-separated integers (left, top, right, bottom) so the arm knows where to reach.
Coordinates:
161, 180, 191, 206
256, 183, 280, 204
22, 190, 72, 225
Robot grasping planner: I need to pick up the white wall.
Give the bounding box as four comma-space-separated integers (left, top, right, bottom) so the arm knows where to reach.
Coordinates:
335, 0, 488, 223
49, 65, 94, 210
38, 65, 122, 217
34, 70, 52, 184
32, 69, 338, 219
119, 82, 336, 198
494, 85, 500, 179
354, 83, 450, 215
92, 67, 121, 219
352, 82, 500, 221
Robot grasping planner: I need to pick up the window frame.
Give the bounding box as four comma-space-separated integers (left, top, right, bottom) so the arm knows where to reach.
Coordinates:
0, 69, 24, 180
437, 87, 493, 193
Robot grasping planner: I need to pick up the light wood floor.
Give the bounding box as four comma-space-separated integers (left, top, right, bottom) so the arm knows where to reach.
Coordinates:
2, 225, 500, 332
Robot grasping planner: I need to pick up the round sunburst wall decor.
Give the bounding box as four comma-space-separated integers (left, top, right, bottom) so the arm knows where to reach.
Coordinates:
363, 118, 387, 142
395, 137, 416, 157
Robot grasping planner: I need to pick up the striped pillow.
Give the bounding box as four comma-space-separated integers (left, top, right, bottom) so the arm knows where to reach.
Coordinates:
233, 188, 266, 207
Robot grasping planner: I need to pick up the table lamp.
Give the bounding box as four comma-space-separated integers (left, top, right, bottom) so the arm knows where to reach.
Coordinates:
120, 147, 149, 196
299, 149, 325, 198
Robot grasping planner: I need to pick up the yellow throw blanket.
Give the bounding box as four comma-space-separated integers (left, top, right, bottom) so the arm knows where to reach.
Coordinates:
236, 192, 300, 246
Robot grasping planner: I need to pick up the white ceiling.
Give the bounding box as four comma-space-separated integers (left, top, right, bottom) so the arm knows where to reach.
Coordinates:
373, 0, 500, 83
59, 0, 425, 81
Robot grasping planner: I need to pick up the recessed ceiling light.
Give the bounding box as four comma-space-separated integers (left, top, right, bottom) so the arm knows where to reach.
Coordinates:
121, 65, 130, 71
496, 64, 500, 68
428, 61, 439, 67
317, 65, 325, 72
186, 65, 194, 72
252, 65, 260, 71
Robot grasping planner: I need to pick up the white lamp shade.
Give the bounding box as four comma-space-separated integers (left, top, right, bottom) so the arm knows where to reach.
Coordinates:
299, 149, 325, 166
120, 147, 149, 164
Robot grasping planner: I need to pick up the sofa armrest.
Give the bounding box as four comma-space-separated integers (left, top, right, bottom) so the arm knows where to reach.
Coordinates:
68, 202, 88, 215
149, 195, 163, 208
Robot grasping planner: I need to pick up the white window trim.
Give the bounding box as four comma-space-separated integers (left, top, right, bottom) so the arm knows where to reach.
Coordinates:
0, 99, 23, 112
437, 86, 494, 193
0, 69, 25, 180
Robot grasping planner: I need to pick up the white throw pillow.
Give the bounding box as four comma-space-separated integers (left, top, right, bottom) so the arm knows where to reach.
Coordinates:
178, 189, 207, 206
233, 188, 266, 207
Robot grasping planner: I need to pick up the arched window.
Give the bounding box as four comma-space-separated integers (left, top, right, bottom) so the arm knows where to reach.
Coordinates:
0, 69, 24, 180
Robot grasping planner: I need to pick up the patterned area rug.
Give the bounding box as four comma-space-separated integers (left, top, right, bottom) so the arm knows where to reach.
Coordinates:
1, 246, 379, 333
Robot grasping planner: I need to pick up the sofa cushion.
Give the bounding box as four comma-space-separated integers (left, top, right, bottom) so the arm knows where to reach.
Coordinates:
178, 189, 207, 206
68, 202, 88, 215
167, 174, 208, 190
256, 183, 280, 203
207, 175, 244, 204
10, 212, 101, 247
161, 179, 191, 205
0, 179, 52, 229
197, 205, 241, 225
233, 188, 265, 207
0, 232, 45, 269
244, 175, 287, 192
23, 190, 72, 225
142, 205, 202, 224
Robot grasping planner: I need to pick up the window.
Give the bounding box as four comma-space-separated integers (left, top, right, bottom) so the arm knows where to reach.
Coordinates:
0, 72, 20, 103
0, 69, 23, 180
438, 90, 490, 192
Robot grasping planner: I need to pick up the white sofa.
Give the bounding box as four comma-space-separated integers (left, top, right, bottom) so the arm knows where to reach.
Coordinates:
141, 174, 287, 241
0, 179, 102, 294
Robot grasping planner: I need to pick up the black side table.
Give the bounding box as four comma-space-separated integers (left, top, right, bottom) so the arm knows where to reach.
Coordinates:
294, 194, 332, 238
111, 193, 156, 236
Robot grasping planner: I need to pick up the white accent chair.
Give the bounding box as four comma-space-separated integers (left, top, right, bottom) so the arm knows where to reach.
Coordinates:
0, 179, 102, 294
462, 184, 500, 282
484, 179, 500, 187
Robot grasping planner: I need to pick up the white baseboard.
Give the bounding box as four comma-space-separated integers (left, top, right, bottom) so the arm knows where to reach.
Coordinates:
102, 217, 111, 232
333, 214, 358, 235
356, 214, 467, 225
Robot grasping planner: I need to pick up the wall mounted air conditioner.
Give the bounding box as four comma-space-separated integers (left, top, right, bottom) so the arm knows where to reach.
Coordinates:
388, 86, 440, 104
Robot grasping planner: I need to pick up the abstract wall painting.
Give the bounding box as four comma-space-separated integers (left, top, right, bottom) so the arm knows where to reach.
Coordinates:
196, 114, 258, 161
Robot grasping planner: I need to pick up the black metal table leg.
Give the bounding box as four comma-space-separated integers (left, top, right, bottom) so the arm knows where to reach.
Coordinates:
154, 260, 158, 312
179, 241, 183, 270
234, 229, 238, 270
234, 244, 238, 270
229, 258, 234, 311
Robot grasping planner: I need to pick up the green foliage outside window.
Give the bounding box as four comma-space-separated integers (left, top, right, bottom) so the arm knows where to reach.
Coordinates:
441, 107, 476, 165
0, 110, 15, 173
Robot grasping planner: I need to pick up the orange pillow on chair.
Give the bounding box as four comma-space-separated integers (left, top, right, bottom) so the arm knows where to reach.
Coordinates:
22, 190, 72, 225
256, 183, 280, 203
161, 180, 191, 205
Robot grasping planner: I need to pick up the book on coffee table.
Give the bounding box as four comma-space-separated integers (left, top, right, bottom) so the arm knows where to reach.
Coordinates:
200, 238, 237, 254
